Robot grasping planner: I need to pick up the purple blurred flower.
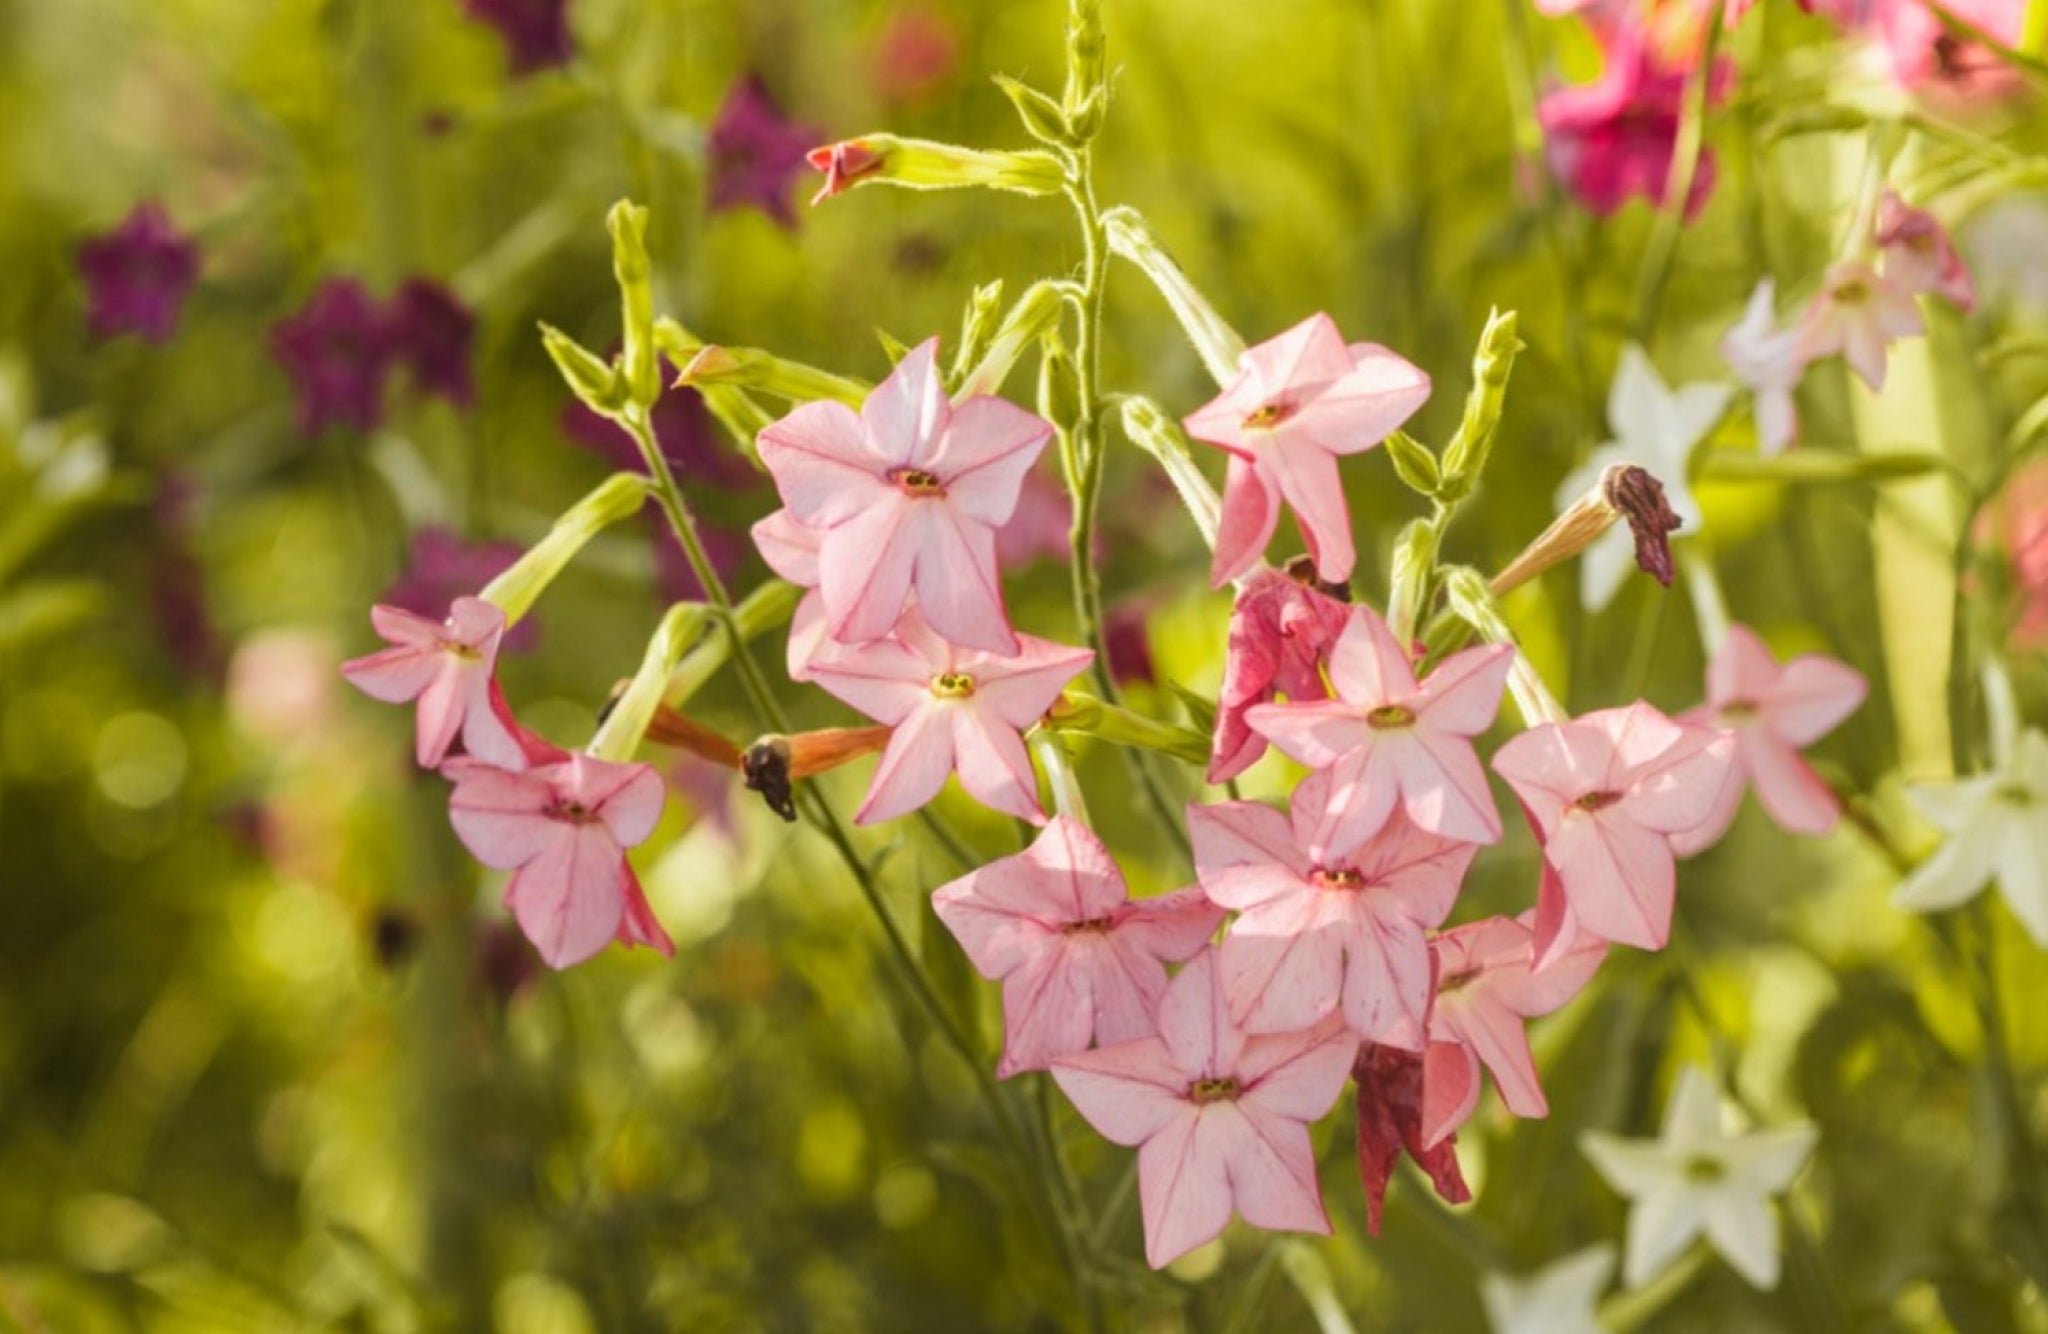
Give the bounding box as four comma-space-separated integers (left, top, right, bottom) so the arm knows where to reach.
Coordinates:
148, 474, 222, 681
271, 278, 392, 437
460, 0, 572, 76
560, 370, 760, 492
706, 75, 823, 230
383, 526, 540, 652
385, 279, 477, 408
1105, 600, 1156, 688
652, 519, 751, 604
78, 201, 200, 343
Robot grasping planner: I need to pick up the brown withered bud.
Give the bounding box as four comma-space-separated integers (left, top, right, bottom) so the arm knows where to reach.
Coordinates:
1602, 464, 1682, 587
1282, 553, 1351, 602
742, 736, 798, 822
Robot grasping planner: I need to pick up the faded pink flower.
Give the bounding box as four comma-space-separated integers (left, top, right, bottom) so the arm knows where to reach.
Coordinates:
1492, 702, 1736, 965
931, 817, 1224, 1077
756, 338, 1053, 655
341, 596, 525, 769
1246, 604, 1514, 861
1877, 192, 1976, 313
1676, 625, 1866, 846
1183, 314, 1431, 587
1420, 912, 1607, 1148
805, 607, 1092, 824
1352, 1042, 1471, 1235
1190, 773, 1473, 1046
1208, 562, 1353, 783
1720, 280, 1805, 457
445, 741, 672, 969
1051, 949, 1358, 1269
1791, 259, 1924, 391
1537, 22, 1730, 220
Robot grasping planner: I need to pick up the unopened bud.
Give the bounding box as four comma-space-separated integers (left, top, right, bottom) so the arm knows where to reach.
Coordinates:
994, 75, 1069, 147
1037, 334, 1083, 437
807, 135, 1065, 204
952, 280, 1008, 386
480, 471, 654, 625
1382, 429, 1442, 498
675, 343, 869, 408
1120, 396, 1223, 550
1439, 308, 1522, 497
1102, 207, 1246, 388
956, 280, 1064, 401
1063, 0, 1106, 121
605, 201, 660, 408
539, 323, 624, 415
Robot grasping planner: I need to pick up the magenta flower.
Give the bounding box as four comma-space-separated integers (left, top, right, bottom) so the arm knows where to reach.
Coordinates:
1208, 563, 1352, 783
341, 596, 525, 769
1420, 912, 1607, 1149
706, 74, 823, 230
1876, 192, 1976, 313
1352, 1042, 1471, 1235
931, 817, 1224, 1077
1051, 949, 1358, 1269
804, 607, 1092, 824
460, 0, 572, 76
445, 745, 672, 969
384, 279, 476, 408
1246, 604, 1513, 861
1190, 773, 1473, 1046
1675, 624, 1866, 847
1183, 313, 1430, 587
756, 338, 1054, 655
1492, 703, 1736, 964
1537, 23, 1727, 220
1790, 260, 1924, 392
271, 278, 392, 437
77, 200, 199, 343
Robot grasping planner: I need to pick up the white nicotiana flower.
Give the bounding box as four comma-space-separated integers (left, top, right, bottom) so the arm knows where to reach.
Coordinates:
1893, 728, 2048, 945
1557, 345, 1732, 612
1719, 280, 1802, 458
1580, 1066, 1818, 1291
1480, 1244, 1616, 1334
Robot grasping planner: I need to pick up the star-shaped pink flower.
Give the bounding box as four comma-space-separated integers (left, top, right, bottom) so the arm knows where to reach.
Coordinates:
931, 817, 1224, 1078
1051, 949, 1359, 1269
1492, 702, 1735, 965
1183, 313, 1430, 588
1190, 772, 1473, 1046
757, 338, 1052, 656
445, 741, 673, 970
1420, 912, 1606, 1149
1876, 192, 1976, 313
341, 596, 525, 769
1791, 259, 1924, 392
1246, 604, 1513, 862
805, 607, 1093, 824
1675, 624, 1866, 848
1208, 563, 1353, 783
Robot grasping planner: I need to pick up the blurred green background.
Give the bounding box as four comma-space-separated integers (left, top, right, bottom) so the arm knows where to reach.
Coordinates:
4, 0, 2048, 1329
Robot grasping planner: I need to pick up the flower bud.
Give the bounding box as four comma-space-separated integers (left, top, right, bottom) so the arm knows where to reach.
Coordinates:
1119, 395, 1221, 549
1102, 207, 1245, 388
480, 472, 655, 625
1385, 518, 1440, 646
951, 280, 1007, 386
955, 280, 1064, 401
606, 200, 660, 408
807, 135, 1065, 204
662, 580, 802, 707
1382, 429, 1442, 498
1063, 0, 1106, 123
674, 343, 870, 407
994, 75, 1070, 147
1439, 308, 1522, 499
540, 323, 625, 415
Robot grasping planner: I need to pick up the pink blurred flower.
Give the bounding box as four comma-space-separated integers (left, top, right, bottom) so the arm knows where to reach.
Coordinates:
1996, 461, 2048, 648
1815, 0, 2026, 97
1790, 259, 1924, 391
1352, 1042, 1471, 1235
341, 596, 525, 770
1537, 22, 1729, 220
1720, 280, 1805, 457
931, 817, 1224, 1077
706, 75, 824, 230
1246, 604, 1514, 861
271, 278, 392, 437
1184, 313, 1431, 587
460, 0, 572, 76
804, 607, 1092, 824
1208, 562, 1353, 783
77, 200, 199, 343
756, 338, 1054, 655
650, 518, 750, 605
384, 279, 476, 408
870, 5, 963, 106
1877, 192, 1977, 312
1051, 949, 1358, 1269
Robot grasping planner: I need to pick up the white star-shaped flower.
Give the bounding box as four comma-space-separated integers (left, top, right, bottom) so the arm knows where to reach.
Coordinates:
1719, 280, 1803, 458
1580, 1066, 1818, 1291
1480, 1244, 1616, 1334
1893, 728, 2048, 945
1557, 345, 1731, 612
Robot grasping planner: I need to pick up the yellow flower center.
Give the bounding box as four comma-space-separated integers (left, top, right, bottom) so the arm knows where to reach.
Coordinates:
931, 672, 976, 699
891, 467, 946, 496
1367, 705, 1415, 730
1187, 1077, 1241, 1105
1242, 401, 1293, 430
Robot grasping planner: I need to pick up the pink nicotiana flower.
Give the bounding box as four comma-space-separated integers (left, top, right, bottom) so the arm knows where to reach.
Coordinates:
804, 607, 1092, 824
930, 817, 1224, 1078
749, 507, 832, 681
1051, 949, 1359, 1269
1876, 192, 1977, 313
1791, 259, 1924, 392
1208, 562, 1353, 783
341, 596, 525, 769
1676, 624, 1867, 848
756, 338, 1054, 656
1420, 911, 1607, 1149
1352, 1042, 1471, 1235
445, 738, 673, 970
1246, 604, 1514, 861
1189, 773, 1473, 1046
1537, 22, 1730, 221
77, 200, 200, 344
1721, 280, 1806, 457
1493, 702, 1736, 966
1182, 313, 1431, 588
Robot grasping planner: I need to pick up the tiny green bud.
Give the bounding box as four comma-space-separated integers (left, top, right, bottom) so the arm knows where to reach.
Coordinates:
1063, 0, 1107, 119
951, 280, 1008, 388
663, 580, 803, 708
674, 344, 870, 408
1382, 429, 1442, 497
605, 200, 660, 408
993, 75, 1071, 147
956, 279, 1065, 401
1064, 88, 1106, 144
1439, 308, 1523, 498
539, 322, 625, 415
1038, 335, 1083, 437
1385, 518, 1441, 646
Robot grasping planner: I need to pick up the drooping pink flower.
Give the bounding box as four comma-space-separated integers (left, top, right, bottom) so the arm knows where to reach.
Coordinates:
1183, 313, 1431, 587
1492, 702, 1736, 965
1246, 604, 1514, 860
1352, 1042, 1471, 1235
756, 338, 1054, 655
1675, 624, 1866, 846
1876, 192, 1976, 313
1421, 912, 1607, 1149
444, 742, 672, 969
271, 278, 392, 437
460, 0, 573, 76
341, 596, 525, 769
706, 75, 824, 230
1537, 22, 1730, 220
1051, 949, 1359, 1269
384, 278, 476, 408
77, 200, 200, 343
931, 817, 1225, 1077
1190, 773, 1473, 1046
804, 607, 1092, 824
1790, 259, 1924, 391
1720, 280, 1805, 457
1208, 562, 1353, 783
